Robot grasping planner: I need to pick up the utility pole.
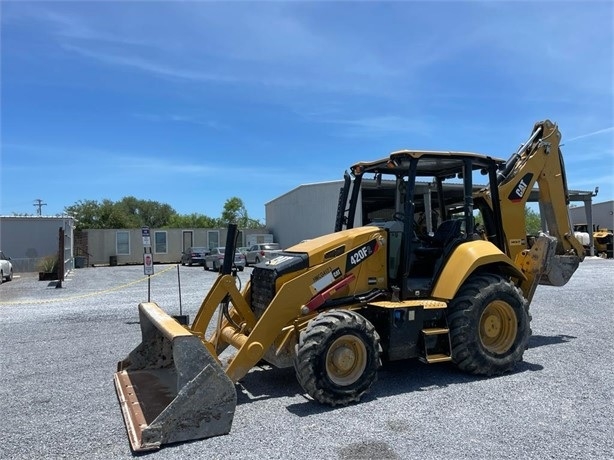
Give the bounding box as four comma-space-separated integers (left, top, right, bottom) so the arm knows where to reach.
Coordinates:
33, 198, 47, 216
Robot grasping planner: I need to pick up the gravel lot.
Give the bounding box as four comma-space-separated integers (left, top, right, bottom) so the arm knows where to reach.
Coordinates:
1, 259, 613, 460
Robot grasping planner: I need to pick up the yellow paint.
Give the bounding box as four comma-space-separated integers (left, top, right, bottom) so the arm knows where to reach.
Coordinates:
139, 302, 193, 340
431, 240, 525, 300
368, 299, 447, 309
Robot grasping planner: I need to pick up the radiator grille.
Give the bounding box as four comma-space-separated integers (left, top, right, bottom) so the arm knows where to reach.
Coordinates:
251, 267, 277, 318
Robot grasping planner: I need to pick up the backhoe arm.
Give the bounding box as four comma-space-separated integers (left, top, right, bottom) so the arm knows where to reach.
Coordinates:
496, 119, 585, 260
479, 120, 584, 300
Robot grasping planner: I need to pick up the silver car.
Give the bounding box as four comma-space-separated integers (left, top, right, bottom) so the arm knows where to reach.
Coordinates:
204, 247, 246, 272
0, 251, 14, 284
245, 243, 282, 265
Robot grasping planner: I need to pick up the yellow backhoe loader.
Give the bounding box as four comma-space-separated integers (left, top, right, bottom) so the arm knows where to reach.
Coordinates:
573, 223, 613, 258
593, 227, 613, 258
114, 119, 585, 451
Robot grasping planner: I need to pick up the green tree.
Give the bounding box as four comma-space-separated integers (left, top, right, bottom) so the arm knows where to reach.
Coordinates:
525, 206, 542, 235
65, 197, 178, 230
473, 206, 543, 235
65, 196, 263, 230
244, 217, 265, 229
220, 197, 248, 226
219, 197, 264, 229
115, 196, 176, 228
65, 199, 103, 230
167, 213, 217, 228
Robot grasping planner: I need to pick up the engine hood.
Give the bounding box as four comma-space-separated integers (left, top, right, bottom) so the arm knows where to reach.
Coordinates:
284, 226, 384, 267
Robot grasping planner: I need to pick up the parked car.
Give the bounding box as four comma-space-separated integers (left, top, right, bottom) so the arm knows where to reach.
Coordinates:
237, 246, 250, 257
204, 247, 246, 272
181, 247, 209, 266
245, 243, 282, 265
0, 250, 14, 284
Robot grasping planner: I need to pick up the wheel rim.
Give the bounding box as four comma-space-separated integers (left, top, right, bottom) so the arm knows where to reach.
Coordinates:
325, 334, 367, 386
479, 300, 517, 354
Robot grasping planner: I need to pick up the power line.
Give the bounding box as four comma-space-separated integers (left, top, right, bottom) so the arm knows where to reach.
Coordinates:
33, 198, 47, 216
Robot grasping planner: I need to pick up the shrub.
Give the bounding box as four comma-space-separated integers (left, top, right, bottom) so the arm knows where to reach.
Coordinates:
37, 255, 59, 273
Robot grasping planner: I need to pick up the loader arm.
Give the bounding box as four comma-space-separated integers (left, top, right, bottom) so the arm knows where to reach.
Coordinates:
195, 226, 388, 383
476, 119, 585, 300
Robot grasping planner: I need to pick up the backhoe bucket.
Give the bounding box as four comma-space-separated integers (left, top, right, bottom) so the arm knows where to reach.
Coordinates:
114, 302, 236, 452
532, 235, 582, 287
539, 253, 581, 286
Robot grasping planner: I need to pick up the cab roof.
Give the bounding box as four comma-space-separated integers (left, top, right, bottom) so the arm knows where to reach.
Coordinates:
351, 150, 506, 178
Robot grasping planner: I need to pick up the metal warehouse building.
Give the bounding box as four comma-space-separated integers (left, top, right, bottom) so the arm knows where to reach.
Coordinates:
0, 216, 75, 272
569, 200, 614, 231
266, 179, 599, 250
265, 180, 345, 249
266, 179, 471, 248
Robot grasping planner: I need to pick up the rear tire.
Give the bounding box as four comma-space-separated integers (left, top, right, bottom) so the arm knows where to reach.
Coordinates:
294, 310, 381, 406
7, 269, 12, 281
447, 273, 531, 375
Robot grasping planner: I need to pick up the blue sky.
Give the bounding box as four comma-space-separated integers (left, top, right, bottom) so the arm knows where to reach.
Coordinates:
1, 1, 612, 222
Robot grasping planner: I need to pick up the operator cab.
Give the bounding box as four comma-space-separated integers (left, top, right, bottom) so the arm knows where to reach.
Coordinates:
336, 150, 506, 300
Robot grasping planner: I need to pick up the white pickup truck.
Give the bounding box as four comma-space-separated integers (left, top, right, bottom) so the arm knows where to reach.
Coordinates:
245, 243, 283, 265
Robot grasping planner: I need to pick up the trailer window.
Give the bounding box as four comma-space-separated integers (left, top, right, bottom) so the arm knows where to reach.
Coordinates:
116, 231, 130, 255
155, 231, 167, 254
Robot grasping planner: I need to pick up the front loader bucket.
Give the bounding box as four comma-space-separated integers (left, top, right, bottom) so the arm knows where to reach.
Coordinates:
114, 302, 236, 452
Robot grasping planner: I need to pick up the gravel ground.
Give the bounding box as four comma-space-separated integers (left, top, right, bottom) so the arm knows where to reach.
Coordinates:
1, 259, 613, 460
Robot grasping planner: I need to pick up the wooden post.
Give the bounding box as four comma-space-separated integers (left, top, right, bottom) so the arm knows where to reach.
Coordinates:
56, 227, 65, 288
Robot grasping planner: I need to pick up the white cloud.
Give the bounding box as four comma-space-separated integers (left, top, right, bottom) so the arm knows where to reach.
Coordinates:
565, 127, 614, 143
132, 113, 226, 130
323, 115, 433, 138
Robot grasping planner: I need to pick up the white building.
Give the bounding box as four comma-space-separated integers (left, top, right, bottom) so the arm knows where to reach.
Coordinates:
266, 179, 599, 250
568, 200, 614, 231
0, 216, 75, 273
266, 179, 456, 248
265, 181, 345, 249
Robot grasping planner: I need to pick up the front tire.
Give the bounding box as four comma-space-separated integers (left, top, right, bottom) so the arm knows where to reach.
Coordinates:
294, 310, 382, 406
447, 273, 531, 375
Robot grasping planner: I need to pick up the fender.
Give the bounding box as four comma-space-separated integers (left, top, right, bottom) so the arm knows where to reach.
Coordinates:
430, 240, 526, 300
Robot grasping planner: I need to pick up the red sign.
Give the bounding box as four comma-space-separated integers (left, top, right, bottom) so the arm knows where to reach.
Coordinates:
144, 253, 154, 275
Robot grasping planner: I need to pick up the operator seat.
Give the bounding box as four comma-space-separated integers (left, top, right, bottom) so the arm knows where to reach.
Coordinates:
414, 219, 464, 258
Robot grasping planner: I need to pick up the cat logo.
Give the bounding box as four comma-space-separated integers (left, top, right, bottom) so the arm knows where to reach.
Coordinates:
508, 173, 534, 203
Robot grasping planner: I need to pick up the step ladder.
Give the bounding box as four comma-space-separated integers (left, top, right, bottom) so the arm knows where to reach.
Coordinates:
419, 324, 452, 364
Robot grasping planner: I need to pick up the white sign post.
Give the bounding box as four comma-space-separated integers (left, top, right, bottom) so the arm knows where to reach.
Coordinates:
143, 253, 154, 275
141, 226, 151, 247
142, 226, 153, 300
